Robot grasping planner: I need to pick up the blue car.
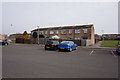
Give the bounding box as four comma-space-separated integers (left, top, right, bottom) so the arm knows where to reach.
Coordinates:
116, 41, 120, 55
58, 41, 77, 52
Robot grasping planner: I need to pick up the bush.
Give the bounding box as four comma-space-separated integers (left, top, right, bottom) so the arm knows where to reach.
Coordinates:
32, 32, 38, 39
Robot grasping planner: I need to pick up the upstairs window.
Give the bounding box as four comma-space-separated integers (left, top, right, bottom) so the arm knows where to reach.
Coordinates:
50, 30, 54, 34
40, 31, 43, 34
69, 30, 72, 34
61, 30, 66, 34
45, 31, 47, 34
75, 29, 80, 33
56, 30, 59, 34
84, 29, 87, 33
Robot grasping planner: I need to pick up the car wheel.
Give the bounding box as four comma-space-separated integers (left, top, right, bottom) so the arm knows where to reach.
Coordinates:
5, 43, 8, 45
45, 47, 47, 50
55, 47, 57, 50
59, 49, 61, 51
75, 46, 77, 50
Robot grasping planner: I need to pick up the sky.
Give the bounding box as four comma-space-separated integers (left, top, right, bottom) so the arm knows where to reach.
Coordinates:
2, 2, 118, 35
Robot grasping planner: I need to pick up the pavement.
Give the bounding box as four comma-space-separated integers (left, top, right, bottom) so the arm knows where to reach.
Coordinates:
2, 44, 118, 78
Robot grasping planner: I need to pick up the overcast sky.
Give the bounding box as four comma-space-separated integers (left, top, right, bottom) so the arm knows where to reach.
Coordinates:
2, 2, 118, 35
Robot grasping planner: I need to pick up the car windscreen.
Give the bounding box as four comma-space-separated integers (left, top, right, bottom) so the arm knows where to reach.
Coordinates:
61, 41, 69, 44
47, 41, 53, 44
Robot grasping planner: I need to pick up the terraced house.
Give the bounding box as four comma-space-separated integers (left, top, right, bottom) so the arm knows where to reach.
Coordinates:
31, 24, 95, 45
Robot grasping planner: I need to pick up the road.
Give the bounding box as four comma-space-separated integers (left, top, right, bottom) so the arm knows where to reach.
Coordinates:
2, 44, 118, 78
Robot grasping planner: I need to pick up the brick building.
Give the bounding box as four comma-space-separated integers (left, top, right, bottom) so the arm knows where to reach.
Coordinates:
31, 24, 95, 45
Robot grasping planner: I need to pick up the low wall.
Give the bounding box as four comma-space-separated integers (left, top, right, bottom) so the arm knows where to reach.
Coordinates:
81, 39, 91, 46
86, 39, 91, 46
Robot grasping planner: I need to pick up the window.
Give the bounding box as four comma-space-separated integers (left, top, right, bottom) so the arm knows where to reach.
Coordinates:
61, 30, 66, 34
78, 38, 80, 40
54, 41, 59, 44
75, 38, 77, 40
82, 36, 88, 39
84, 29, 87, 33
68, 36, 73, 39
50, 30, 54, 34
75, 29, 80, 33
69, 30, 72, 34
75, 37, 80, 40
61, 41, 69, 44
40, 31, 43, 34
56, 30, 59, 34
45, 31, 47, 34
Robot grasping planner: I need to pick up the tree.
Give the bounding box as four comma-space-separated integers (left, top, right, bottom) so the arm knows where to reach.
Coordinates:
32, 32, 38, 39
23, 31, 29, 39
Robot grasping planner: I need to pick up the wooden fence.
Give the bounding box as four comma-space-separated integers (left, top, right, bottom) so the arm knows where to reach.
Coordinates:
16, 38, 92, 46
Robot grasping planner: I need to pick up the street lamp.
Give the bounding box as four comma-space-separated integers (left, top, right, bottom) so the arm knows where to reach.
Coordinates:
37, 25, 40, 45
101, 30, 104, 41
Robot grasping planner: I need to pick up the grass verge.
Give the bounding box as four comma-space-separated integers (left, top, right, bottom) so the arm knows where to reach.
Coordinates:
100, 40, 119, 47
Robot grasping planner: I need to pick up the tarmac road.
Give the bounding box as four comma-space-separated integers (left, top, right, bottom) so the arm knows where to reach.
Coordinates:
2, 44, 118, 78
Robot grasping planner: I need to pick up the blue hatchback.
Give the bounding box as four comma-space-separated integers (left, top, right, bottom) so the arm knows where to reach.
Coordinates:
116, 41, 120, 55
58, 41, 77, 52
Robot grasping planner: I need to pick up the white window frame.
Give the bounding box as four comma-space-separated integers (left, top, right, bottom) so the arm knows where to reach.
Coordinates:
69, 30, 72, 34
75, 29, 80, 33
75, 37, 80, 40
78, 38, 80, 40
45, 31, 47, 34
75, 38, 77, 40
50, 30, 54, 34
56, 30, 59, 34
40, 31, 44, 34
84, 29, 87, 33
61, 29, 66, 34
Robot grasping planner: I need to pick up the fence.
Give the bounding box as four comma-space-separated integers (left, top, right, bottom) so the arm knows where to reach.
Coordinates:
16, 38, 35, 44
16, 38, 24, 43
16, 38, 49, 44
69, 40, 81, 46
16, 38, 92, 46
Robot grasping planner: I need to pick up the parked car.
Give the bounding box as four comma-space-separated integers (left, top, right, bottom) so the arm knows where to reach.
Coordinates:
116, 41, 120, 55
7, 39, 12, 43
58, 41, 77, 52
0, 39, 8, 45
45, 41, 59, 50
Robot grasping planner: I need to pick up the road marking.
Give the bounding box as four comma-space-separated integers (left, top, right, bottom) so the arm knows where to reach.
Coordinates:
111, 51, 117, 57
89, 50, 94, 55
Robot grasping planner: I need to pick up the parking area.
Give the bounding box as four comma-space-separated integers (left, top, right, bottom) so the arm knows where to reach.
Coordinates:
2, 44, 118, 78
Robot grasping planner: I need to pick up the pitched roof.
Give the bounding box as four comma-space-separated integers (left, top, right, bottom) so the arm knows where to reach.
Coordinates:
31, 24, 93, 32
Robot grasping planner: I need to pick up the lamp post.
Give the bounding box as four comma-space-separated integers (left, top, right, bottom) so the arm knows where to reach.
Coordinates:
101, 30, 104, 41
37, 25, 40, 45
